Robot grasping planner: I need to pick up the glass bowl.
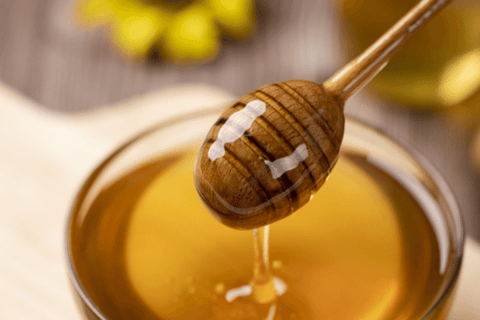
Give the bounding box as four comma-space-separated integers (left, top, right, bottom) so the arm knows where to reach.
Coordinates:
66, 105, 464, 320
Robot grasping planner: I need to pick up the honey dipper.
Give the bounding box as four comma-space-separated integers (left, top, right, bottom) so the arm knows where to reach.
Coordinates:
194, 0, 452, 230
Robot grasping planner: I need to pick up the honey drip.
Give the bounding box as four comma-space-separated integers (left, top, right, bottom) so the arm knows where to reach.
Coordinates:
224, 225, 286, 316
252, 226, 277, 304
223, 225, 286, 319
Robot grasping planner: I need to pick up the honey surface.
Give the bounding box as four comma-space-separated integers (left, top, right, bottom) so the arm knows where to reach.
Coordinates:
71, 149, 445, 319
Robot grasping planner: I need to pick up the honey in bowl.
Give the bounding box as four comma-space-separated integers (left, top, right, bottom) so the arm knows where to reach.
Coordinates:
67, 114, 463, 320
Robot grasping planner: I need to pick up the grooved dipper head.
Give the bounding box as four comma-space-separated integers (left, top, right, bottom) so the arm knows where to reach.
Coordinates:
194, 80, 345, 230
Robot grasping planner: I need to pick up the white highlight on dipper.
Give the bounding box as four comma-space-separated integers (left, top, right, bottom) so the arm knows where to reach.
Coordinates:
208, 100, 266, 161
264, 143, 309, 179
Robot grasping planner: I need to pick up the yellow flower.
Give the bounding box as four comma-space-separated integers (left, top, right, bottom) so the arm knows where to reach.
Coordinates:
111, 6, 167, 57
77, 0, 255, 61
161, 5, 219, 61
208, 0, 255, 39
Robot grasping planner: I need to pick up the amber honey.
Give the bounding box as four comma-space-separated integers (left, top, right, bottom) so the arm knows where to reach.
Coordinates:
67, 116, 462, 320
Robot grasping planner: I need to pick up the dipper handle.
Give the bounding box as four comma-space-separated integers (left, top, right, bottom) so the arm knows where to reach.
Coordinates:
324, 0, 453, 101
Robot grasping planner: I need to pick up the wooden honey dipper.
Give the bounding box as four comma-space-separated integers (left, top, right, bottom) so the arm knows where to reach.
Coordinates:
194, 0, 452, 230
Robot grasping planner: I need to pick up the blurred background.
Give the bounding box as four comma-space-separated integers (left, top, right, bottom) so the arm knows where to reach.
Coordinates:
0, 0, 479, 241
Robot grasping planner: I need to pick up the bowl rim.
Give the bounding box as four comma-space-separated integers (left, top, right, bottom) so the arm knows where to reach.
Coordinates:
65, 105, 464, 320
